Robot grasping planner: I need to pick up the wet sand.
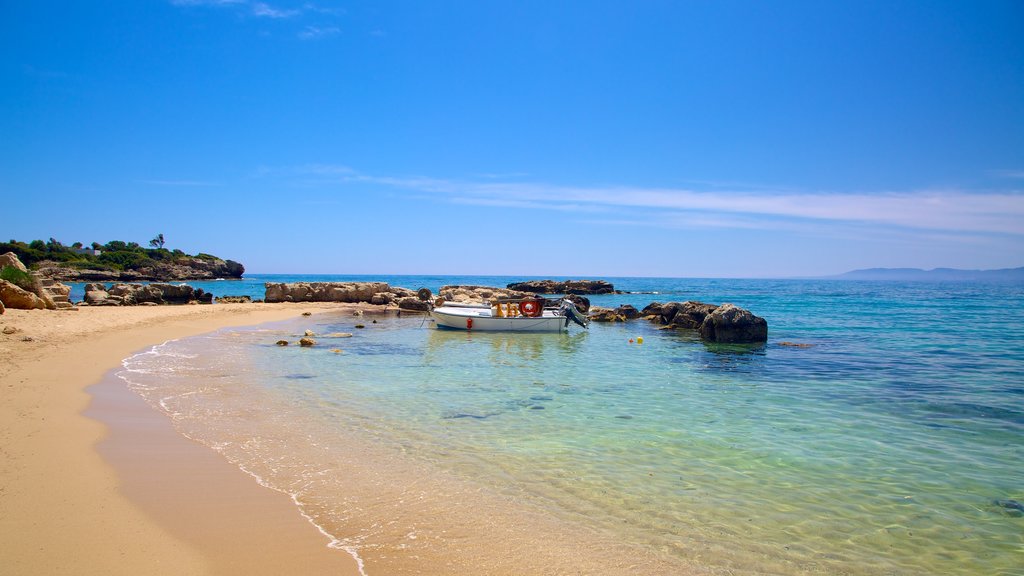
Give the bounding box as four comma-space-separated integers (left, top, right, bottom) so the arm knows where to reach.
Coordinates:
0, 303, 363, 575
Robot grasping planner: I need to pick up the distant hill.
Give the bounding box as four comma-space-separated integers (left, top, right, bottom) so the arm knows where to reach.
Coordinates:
831, 267, 1024, 282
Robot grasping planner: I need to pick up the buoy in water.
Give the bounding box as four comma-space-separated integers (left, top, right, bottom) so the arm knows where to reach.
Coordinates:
637, 337, 644, 344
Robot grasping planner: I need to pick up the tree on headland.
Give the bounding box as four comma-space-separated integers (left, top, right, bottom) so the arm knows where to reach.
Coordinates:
149, 233, 165, 249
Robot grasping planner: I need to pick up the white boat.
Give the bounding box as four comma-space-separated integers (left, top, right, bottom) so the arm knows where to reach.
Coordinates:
430, 298, 589, 332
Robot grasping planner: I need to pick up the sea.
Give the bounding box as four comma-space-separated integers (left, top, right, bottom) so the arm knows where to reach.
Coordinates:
95, 275, 1023, 575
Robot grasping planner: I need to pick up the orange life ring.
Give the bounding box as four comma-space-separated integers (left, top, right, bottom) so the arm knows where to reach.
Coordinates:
519, 300, 541, 317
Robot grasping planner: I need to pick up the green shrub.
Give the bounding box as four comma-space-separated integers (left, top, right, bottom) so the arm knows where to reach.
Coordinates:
1, 265, 35, 291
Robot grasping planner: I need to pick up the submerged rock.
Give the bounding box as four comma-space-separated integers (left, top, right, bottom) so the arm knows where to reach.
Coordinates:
299, 337, 316, 347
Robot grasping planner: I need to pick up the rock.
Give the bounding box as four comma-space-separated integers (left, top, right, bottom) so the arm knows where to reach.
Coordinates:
565, 294, 591, 314
276, 340, 289, 346
84, 287, 111, 305
640, 302, 664, 316
698, 303, 768, 343
304, 330, 316, 336
588, 306, 626, 322
0, 252, 28, 273
264, 282, 391, 303
302, 312, 312, 316
3, 325, 17, 334
506, 279, 615, 294
391, 287, 417, 298
324, 332, 353, 338
370, 292, 393, 305
655, 301, 718, 329
439, 285, 533, 304
616, 304, 641, 320
397, 297, 429, 312
216, 295, 253, 303
299, 337, 316, 347
0, 299, 4, 314
354, 324, 366, 329
0, 279, 48, 310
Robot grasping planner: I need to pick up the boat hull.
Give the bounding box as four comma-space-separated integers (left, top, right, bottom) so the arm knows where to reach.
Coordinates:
431, 306, 567, 332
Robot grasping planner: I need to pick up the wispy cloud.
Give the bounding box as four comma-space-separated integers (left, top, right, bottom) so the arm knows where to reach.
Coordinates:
252, 2, 299, 18
299, 25, 340, 39
292, 165, 1024, 236
989, 169, 1024, 180
171, 0, 342, 34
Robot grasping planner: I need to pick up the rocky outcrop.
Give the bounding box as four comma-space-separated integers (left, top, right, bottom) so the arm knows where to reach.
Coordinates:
643, 300, 768, 343
506, 279, 615, 295
216, 295, 253, 303
588, 304, 642, 322
656, 301, 719, 329
698, 303, 769, 344
82, 283, 213, 306
265, 282, 392, 303
438, 285, 534, 304
397, 297, 430, 311
588, 306, 626, 322
35, 257, 245, 282
0, 279, 48, 310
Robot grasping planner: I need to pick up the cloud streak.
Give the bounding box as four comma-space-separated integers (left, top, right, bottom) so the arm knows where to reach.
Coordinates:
304, 166, 1024, 236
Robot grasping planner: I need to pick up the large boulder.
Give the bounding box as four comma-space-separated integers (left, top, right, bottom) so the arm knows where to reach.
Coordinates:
0, 299, 4, 314
698, 303, 768, 343
0, 279, 48, 310
0, 252, 28, 273
84, 287, 112, 305
657, 301, 718, 329
506, 279, 615, 295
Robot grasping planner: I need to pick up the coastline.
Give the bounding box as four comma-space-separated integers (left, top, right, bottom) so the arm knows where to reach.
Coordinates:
0, 303, 362, 575
1, 302, 700, 576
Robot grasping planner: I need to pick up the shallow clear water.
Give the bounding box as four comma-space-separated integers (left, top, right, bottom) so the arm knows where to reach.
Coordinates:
118, 277, 1024, 575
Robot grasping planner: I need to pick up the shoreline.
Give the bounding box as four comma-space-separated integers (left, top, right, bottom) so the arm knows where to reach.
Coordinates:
0, 303, 363, 575
1, 303, 700, 575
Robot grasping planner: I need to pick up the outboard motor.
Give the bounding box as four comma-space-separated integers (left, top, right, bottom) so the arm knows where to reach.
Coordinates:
560, 299, 589, 329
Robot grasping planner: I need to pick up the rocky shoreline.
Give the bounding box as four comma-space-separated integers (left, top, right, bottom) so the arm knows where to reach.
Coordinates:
1, 260, 769, 343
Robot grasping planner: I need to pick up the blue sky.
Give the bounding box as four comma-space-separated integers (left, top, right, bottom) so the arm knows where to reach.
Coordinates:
2, 1, 1022, 277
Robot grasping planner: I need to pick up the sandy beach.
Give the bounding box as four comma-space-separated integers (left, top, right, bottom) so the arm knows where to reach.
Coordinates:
0, 303, 363, 576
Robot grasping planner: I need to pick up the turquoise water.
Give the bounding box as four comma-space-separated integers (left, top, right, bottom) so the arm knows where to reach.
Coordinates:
118, 277, 1024, 575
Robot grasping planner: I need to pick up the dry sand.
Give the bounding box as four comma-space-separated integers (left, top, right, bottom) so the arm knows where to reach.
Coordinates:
0, 303, 363, 576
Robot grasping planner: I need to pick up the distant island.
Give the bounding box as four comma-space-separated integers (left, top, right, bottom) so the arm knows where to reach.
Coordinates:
830, 267, 1024, 282
0, 237, 244, 281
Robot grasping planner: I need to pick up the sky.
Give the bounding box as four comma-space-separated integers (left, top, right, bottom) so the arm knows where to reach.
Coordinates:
2, 1, 1023, 277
